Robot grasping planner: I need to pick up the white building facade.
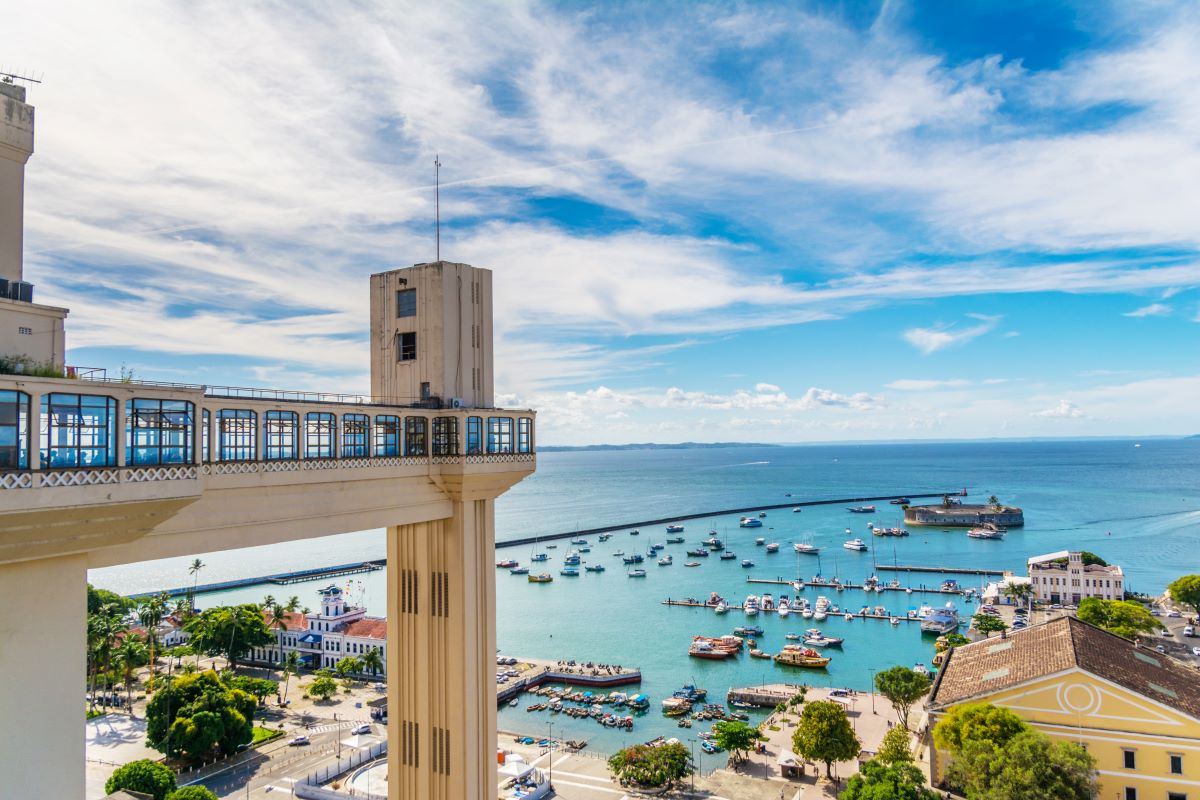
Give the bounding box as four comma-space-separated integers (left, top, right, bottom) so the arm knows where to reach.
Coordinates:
1027, 550, 1124, 604
248, 585, 387, 675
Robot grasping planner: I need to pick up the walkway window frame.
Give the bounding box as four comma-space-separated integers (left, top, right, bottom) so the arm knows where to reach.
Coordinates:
305, 412, 337, 460
517, 417, 532, 454
342, 413, 370, 458
487, 416, 514, 454
201, 409, 210, 463
41, 393, 118, 468
373, 415, 400, 457
0, 390, 31, 470
126, 398, 194, 465
217, 409, 258, 462
432, 416, 458, 456
404, 416, 427, 456
465, 416, 482, 455
264, 410, 299, 460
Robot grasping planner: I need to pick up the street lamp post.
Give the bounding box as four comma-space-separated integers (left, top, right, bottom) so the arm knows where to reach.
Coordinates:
690, 739, 696, 792
548, 721, 554, 787
868, 668, 877, 714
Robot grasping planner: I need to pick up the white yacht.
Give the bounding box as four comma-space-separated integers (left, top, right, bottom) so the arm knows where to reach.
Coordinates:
657, 554, 673, 566
794, 542, 820, 554
714, 601, 728, 614
920, 601, 961, 634
739, 517, 764, 528
744, 595, 760, 616
843, 538, 868, 552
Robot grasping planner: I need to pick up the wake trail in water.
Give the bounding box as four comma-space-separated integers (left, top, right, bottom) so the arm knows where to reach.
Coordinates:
1081, 508, 1200, 525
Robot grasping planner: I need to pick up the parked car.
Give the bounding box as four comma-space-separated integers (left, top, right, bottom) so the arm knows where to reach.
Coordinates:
1161, 629, 1172, 637
1155, 645, 1167, 654
1050, 603, 1063, 610
1168, 610, 1183, 618
1192, 646, 1200, 657
1150, 607, 1162, 616
289, 735, 310, 746
351, 724, 371, 735
1183, 626, 1195, 637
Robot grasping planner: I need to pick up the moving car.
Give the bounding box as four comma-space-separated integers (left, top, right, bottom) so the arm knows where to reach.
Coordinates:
289, 735, 310, 746
351, 724, 371, 735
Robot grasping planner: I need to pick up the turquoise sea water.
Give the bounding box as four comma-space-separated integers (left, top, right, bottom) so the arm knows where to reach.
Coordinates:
90, 438, 1200, 753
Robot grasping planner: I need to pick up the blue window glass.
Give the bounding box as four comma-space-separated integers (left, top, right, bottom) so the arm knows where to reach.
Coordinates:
41, 393, 117, 468
465, 416, 482, 455
217, 409, 257, 461
305, 412, 336, 459
264, 410, 298, 460
0, 390, 30, 469
201, 409, 210, 463
518, 417, 532, 454
126, 399, 194, 465
373, 415, 399, 456
396, 288, 417, 318
342, 413, 369, 457
404, 416, 427, 456
487, 417, 513, 454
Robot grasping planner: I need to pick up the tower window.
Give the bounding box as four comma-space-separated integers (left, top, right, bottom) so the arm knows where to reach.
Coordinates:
1123, 749, 1136, 769
397, 332, 417, 362
396, 288, 417, 318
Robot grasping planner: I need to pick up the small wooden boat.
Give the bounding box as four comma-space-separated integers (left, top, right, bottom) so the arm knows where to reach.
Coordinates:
685, 561, 701, 567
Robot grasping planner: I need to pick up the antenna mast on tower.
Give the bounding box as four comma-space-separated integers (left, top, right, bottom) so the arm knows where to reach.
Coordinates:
434, 154, 442, 263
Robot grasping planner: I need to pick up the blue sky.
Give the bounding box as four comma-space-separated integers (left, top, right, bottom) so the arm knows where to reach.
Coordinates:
10, 0, 1200, 444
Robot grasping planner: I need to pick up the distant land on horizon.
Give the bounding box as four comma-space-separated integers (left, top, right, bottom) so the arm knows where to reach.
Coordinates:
537, 441, 779, 452
538, 435, 1196, 452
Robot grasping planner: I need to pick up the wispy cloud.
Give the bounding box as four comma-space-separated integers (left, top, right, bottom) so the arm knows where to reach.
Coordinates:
1123, 303, 1172, 317
885, 379, 971, 391
1031, 400, 1086, 419
903, 314, 1002, 355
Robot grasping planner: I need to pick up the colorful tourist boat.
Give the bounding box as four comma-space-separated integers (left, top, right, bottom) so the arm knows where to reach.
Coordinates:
530, 553, 549, 562
739, 517, 763, 528
528, 573, 553, 583
560, 566, 579, 577
920, 602, 961, 634
497, 559, 518, 568
773, 645, 831, 668
665, 524, 684, 533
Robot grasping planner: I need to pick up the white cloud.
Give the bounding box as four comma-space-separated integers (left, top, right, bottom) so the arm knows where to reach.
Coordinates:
885, 379, 970, 391
1123, 303, 1172, 317
903, 314, 1001, 355
1031, 400, 1086, 419
755, 382, 782, 393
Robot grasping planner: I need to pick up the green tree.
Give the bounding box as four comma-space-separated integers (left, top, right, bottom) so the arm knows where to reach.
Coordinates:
1050, 551, 1108, 568
1168, 574, 1200, 617
840, 760, 938, 800
932, 703, 1027, 756
987, 495, 1000, 508
308, 670, 339, 701
875, 726, 914, 765
607, 741, 693, 789
223, 674, 278, 703
281, 651, 302, 703
88, 584, 135, 615
360, 647, 384, 678
947, 729, 1096, 800
115, 633, 149, 711
138, 592, 169, 692
183, 604, 273, 671
168, 787, 220, 800
972, 613, 1008, 638
1076, 597, 1158, 639
335, 655, 363, 680
104, 759, 177, 800
792, 700, 861, 779
1001, 581, 1034, 611
145, 670, 257, 760
712, 720, 761, 764
265, 596, 301, 668
874, 666, 932, 731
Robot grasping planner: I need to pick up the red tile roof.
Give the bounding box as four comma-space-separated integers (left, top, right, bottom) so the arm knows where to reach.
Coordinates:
261, 610, 307, 631
338, 617, 387, 640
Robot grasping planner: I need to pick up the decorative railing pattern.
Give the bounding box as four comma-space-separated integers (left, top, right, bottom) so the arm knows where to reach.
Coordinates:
125, 466, 198, 483
41, 468, 121, 487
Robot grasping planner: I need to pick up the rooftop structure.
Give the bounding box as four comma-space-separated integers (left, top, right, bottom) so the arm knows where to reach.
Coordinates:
1027, 550, 1124, 603
903, 502, 1024, 528
928, 616, 1200, 798
0, 86, 535, 799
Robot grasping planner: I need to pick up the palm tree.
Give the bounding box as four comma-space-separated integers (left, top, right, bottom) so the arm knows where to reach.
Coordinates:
114, 634, 148, 714
360, 646, 384, 679
1002, 581, 1034, 612
137, 592, 168, 692
187, 558, 205, 612
988, 494, 1001, 508
94, 607, 128, 713
281, 651, 301, 704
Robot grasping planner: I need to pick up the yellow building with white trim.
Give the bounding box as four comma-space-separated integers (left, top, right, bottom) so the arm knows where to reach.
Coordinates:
928, 616, 1200, 800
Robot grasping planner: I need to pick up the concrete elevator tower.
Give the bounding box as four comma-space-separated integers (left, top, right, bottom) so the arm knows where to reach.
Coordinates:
371, 261, 521, 799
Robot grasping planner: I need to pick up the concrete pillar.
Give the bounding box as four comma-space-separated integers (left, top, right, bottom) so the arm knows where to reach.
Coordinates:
26, 389, 40, 470
386, 496, 497, 800
0, 553, 87, 797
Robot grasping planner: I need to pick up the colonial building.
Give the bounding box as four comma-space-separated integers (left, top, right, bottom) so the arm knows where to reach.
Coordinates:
928, 616, 1200, 800
1028, 550, 1124, 604
248, 585, 387, 674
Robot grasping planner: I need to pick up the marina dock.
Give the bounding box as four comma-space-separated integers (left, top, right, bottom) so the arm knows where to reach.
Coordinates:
497, 657, 642, 704
661, 598, 924, 622
877, 564, 1004, 576
726, 684, 807, 708
744, 577, 971, 596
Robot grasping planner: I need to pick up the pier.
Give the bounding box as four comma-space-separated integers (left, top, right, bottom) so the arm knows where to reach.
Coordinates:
495, 490, 963, 549
127, 560, 386, 600
661, 598, 924, 622
877, 564, 1004, 576
496, 657, 642, 704
744, 577, 971, 596
726, 684, 807, 708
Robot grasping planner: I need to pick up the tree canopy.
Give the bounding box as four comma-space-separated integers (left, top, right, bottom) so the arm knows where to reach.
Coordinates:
308, 669, 339, 701
840, 760, 938, 800
971, 613, 1008, 638
1076, 598, 1158, 639
145, 670, 257, 760
1168, 574, 1200, 616
792, 700, 861, 779
607, 741, 693, 789
712, 720, 761, 764
876, 726, 915, 765
946, 729, 1097, 800
167, 788, 220, 800
932, 703, 1026, 755
105, 759, 176, 800
183, 604, 273, 670
88, 584, 135, 615
223, 675, 278, 702
874, 666, 932, 731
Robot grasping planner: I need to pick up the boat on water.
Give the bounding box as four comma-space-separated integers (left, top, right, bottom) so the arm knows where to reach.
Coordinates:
622, 553, 645, 564
802, 630, 844, 647
571, 538, 589, 546
913, 663, 930, 677
585, 564, 606, 573
715, 601, 728, 614
755, 537, 766, 546
531, 553, 549, 562
598, 533, 612, 542
761, 594, 775, 610
921, 601, 961, 634
673, 684, 708, 701
967, 526, 1005, 540
563, 551, 582, 565
528, 573, 553, 583
794, 542, 819, 554
848, 505, 876, 513
629, 530, 640, 536
785, 633, 801, 641
665, 524, 684, 533
627, 568, 647, 578
545, 544, 557, 549
843, 538, 868, 551
510, 566, 529, 575
662, 696, 692, 716
686, 548, 710, 557
793, 507, 802, 513
778, 598, 791, 617
685, 561, 701, 567
703, 537, 725, 551
940, 580, 960, 592
744, 596, 760, 616
765, 543, 780, 553
813, 609, 827, 621
666, 535, 685, 544
688, 640, 732, 660
741, 559, 756, 571
560, 567, 579, 576
890, 497, 910, 504
773, 645, 831, 668
658, 555, 673, 566
750, 649, 771, 659
739, 517, 764, 528
734, 625, 763, 636
720, 551, 737, 560
497, 559, 519, 568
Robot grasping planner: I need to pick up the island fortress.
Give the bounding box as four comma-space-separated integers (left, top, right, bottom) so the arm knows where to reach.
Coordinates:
904, 501, 1024, 528
0, 82, 535, 800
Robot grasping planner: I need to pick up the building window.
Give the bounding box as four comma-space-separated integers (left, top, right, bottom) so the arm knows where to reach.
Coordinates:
41, 393, 117, 467
1167, 794, 1186, 800
373, 415, 400, 457
1124, 789, 1137, 800
201, 409, 210, 463
305, 412, 336, 459
397, 332, 417, 362
217, 409, 257, 461
126, 399, 194, 465
342, 413, 370, 457
465, 416, 482, 454
0, 390, 30, 469
487, 416, 513, 453
432, 417, 458, 455
1170, 754, 1183, 775
264, 410, 299, 460
404, 417, 427, 456
518, 417, 532, 453
396, 288, 416, 318
1123, 749, 1136, 769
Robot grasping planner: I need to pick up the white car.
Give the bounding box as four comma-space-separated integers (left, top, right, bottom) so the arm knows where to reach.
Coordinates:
1161, 629, 1172, 637
288, 735, 310, 746
1150, 608, 1162, 616
1192, 646, 1200, 657
351, 724, 371, 735
1167, 610, 1183, 618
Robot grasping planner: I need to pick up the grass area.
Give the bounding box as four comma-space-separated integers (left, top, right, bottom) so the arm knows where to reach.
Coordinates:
251, 726, 284, 746
86, 708, 105, 720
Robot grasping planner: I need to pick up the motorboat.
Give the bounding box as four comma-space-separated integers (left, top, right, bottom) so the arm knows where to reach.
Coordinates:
802, 632, 844, 648
563, 551, 582, 565
560, 567, 579, 577
627, 568, 647, 578
585, 564, 606, 573
545, 544, 557, 549
921, 601, 961, 634
528, 573, 553, 583
761, 594, 775, 610
657, 555, 673, 566
622, 553, 645, 564
759, 511, 768, 517
785, 633, 801, 641
755, 537, 766, 546
847, 505, 876, 513
652, 542, 667, 550
843, 538, 868, 551
509, 566, 529, 575
739, 517, 763, 528
665, 524, 684, 533
686, 548, 710, 557
629, 530, 640, 536
773, 645, 831, 668
794, 542, 820, 554
714, 601, 728, 614
800, 608, 814, 619
913, 663, 930, 676
497, 559, 519, 568
662, 697, 693, 716
612, 550, 624, 557
744, 596, 760, 616
570, 538, 589, 546
688, 640, 732, 660
703, 537, 725, 551
598, 533, 612, 542
778, 597, 791, 617
685, 561, 701, 567
967, 526, 1005, 540
530, 553, 549, 562
890, 497, 910, 505
813, 609, 827, 621
793, 507, 802, 512
666, 535, 685, 544
734, 625, 763, 636
765, 543, 780, 553
750, 649, 771, 659
742, 558, 756, 569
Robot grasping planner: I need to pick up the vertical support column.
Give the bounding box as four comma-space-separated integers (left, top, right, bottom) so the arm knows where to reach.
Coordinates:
386, 497, 497, 800
0, 553, 87, 798
26, 389, 40, 470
